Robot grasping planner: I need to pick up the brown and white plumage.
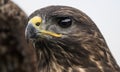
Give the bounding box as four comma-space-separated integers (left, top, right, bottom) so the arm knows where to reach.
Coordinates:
0, 0, 37, 72
25, 6, 120, 72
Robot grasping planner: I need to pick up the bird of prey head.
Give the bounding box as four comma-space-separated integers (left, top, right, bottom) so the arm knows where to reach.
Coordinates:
25, 6, 120, 72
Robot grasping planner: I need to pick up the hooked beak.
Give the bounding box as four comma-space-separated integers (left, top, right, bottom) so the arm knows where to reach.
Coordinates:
25, 16, 62, 41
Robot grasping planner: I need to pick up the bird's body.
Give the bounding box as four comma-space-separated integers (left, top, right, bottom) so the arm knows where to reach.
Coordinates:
25, 6, 120, 72
0, 0, 37, 72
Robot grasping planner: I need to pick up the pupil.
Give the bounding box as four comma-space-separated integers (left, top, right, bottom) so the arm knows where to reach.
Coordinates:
36, 22, 40, 26
58, 17, 72, 28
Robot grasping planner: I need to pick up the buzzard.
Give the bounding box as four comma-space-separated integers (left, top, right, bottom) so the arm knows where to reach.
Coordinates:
25, 6, 120, 72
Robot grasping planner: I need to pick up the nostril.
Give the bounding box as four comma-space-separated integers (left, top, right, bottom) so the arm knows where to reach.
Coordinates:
35, 22, 41, 26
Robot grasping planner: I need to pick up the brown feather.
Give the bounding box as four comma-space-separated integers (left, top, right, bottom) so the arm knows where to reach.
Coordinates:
0, 0, 38, 72
27, 6, 120, 72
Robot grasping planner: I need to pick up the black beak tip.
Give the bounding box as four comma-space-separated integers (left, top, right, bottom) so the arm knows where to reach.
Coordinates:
25, 23, 39, 42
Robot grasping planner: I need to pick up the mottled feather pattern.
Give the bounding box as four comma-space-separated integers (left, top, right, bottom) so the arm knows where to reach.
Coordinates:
0, 0, 119, 71
0, 0, 37, 72
26, 6, 120, 72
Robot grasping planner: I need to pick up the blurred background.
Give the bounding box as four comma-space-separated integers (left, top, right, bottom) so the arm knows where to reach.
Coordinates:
12, 0, 120, 65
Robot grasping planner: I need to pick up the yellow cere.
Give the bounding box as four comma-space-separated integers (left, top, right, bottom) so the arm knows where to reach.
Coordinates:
29, 16, 62, 38
40, 30, 62, 38
29, 16, 42, 27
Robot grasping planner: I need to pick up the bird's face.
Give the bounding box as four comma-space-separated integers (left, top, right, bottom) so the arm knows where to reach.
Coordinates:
25, 6, 97, 68
25, 6, 120, 71
25, 15, 74, 40
25, 6, 95, 44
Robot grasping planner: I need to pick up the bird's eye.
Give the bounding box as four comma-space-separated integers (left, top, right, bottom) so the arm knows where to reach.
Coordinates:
57, 17, 72, 28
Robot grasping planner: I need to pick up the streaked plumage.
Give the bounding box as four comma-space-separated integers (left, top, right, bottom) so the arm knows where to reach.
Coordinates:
26, 6, 120, 72
0, 0, 37, 72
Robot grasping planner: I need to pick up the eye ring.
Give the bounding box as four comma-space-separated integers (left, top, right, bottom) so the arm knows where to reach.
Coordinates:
57, 17, 72, 28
